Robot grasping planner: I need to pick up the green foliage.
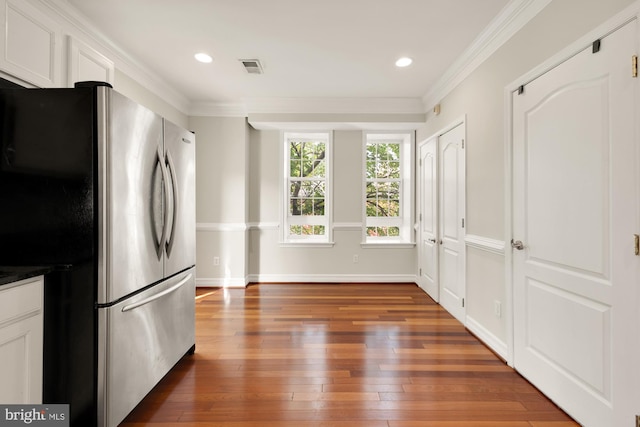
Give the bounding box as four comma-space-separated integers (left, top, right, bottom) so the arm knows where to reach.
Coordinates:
290, 225, 325, 236
365, 143, 401, 218
289, 140, 326, 217
366, 226, 400, 237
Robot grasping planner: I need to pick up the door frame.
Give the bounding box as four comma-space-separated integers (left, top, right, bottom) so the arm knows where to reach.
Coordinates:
504, 4, 640, 424
417, 116, 467, 317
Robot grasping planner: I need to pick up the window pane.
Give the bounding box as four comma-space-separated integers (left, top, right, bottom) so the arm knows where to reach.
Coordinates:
290, 160, 301, 178
290, 142, 302, 160
366, 226, 400, 237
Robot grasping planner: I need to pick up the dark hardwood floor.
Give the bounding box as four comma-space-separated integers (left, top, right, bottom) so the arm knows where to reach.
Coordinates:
119, 283, 578, 427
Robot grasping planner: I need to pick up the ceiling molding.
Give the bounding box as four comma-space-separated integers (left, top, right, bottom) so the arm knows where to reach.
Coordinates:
39, 0, 191, 113
245, 97, 426, 115
189, 102, 248, 117
422, 0, 553, 110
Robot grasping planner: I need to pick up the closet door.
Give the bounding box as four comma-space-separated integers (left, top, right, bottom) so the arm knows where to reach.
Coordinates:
417, 122, 466, 321
418, 137, 439, 301
438, 123, 466, 323
512, 20, 639, 427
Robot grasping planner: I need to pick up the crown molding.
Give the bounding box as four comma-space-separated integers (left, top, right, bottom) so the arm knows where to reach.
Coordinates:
36, 0, 551, 118
39, 0, 191, 113
422, 0, 553, 110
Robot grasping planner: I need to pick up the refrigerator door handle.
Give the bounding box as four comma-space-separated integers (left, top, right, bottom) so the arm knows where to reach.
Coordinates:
121, 273, 192, 312
156, 147, 171, 255
165, 151, 179, 256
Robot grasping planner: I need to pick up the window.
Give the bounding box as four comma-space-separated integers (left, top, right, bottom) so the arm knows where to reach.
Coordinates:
282, 132, 332, 245
363, 132, 414, 245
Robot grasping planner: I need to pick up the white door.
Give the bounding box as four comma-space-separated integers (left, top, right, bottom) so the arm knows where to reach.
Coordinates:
418, 137, 439, 300
512, 21, 639, 427
418, 124, 466, 319
438, 123, 466, 322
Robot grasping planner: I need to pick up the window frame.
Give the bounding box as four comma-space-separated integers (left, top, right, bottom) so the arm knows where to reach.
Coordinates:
362, 131, 415, 247
281, 131, 334, 246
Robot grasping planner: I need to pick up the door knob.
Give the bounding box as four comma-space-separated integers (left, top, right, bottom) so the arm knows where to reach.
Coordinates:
428, 238, 436, 243
511, 239, 525, 250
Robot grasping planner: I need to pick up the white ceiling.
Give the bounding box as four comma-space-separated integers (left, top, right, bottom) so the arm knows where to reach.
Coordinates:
62, 0, 513, 113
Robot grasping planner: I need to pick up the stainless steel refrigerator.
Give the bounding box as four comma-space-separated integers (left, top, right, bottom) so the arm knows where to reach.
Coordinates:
0, 81, 196, 427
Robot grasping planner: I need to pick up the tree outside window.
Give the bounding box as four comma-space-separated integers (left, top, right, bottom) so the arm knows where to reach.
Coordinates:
283, 132, 331, 243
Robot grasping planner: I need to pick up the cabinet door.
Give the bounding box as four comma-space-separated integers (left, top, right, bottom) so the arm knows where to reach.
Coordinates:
0, 315, 43, 403
0, 278, 43, 404
0, 0, 62, 87
67, 36, 114, 87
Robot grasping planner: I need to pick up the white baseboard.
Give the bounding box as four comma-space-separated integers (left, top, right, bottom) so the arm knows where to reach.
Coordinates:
465, 315, 509, 362
196, 277, 248, 288
246, 274, 417, 284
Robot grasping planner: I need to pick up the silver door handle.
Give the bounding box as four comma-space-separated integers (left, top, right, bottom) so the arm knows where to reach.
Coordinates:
156, 147, 171, 257
511, 239, 525, 250
122, 273, 192, 312
428, 238, 436, 243
165, 151, 179, 256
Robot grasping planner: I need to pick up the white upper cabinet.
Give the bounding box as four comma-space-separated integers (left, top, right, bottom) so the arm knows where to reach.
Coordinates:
67, 35, 114, 87
0, 0, 62, 87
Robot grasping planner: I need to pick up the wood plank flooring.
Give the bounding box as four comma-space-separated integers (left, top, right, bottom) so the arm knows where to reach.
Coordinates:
119, 283, 578, 427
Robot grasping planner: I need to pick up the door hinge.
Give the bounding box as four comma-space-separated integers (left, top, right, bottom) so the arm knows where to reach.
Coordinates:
517, 85, 525, 95
633, 55, 638, 78
462, 298, 465, 308
419, 268, 422, 276
461, 139, 465, 149
419, 213, 422, 221
592, 39, 601, 53
419, 158, 422, 166
634, 234, 639, 256
461, 218, 465, 228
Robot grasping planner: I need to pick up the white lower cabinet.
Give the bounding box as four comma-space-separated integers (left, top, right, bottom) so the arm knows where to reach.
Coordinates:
0, 277, 44, 403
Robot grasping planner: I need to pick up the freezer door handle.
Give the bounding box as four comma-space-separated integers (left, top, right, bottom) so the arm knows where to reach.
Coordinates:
165, 151, 179, 257
121, 273, 193, 312
156, 147, 171, 256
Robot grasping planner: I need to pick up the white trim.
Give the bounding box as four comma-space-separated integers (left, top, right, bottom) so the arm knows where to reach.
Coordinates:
247, 222, 279, 230
196, 223, 248, 232
246, 274, 417, 284
360, 242, 415, 249
466, 316, 509, 362
198, 222, 363, 232
190, 102, 247, 117
465, 234, 506, 255
278, 242, 336, 248
333, 222, 362, 231
196, 277, 248, 288
245, 97, 425, 115
423, 0, 552, 110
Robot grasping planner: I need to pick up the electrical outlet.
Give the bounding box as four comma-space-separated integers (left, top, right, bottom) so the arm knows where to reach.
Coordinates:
213, 256, 220, 266
494, 300, 502, 318
353, 254, 359, 263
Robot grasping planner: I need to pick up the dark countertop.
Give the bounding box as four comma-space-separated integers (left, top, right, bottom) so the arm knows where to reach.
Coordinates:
0, 265, 57, 287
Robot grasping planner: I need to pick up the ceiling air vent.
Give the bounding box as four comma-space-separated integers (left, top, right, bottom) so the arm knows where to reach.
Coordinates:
240, 59, 264, 74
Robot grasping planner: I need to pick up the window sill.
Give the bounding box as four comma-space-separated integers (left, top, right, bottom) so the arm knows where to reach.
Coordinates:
360, 242, 415, 249
279, 241, 336, 248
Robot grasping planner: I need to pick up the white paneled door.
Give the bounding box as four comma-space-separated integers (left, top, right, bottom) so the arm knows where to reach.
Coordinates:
438, 123, 466, 323
512, 20, 639, 427
418, 122, 466, 322
418, 137, 439, 301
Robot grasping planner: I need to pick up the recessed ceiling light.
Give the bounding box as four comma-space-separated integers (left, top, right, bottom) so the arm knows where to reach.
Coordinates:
194, 53, 213, 63
395, 57, 413, 67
